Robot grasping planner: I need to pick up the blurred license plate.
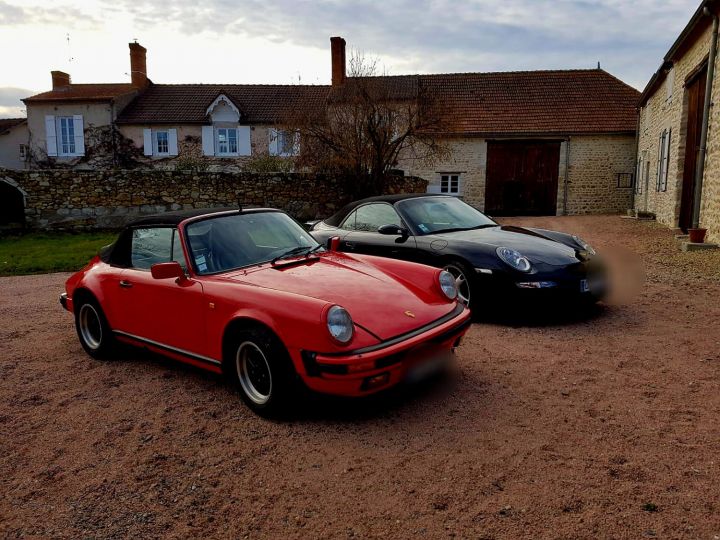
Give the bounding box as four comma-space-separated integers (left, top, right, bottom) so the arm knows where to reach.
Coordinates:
580, 279, 590, 293
405, 350, 450, 383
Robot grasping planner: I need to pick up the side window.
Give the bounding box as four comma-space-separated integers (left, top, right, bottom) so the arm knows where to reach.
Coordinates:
171, 229, 187, 270
340, 210, 358, 231
353, 204, 402, 232
131, 228, 173, 270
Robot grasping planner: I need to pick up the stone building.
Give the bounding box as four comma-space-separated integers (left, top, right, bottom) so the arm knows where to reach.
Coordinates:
0, 118, 28, 171
19, 37, 639, 216
635, 0, 720, 243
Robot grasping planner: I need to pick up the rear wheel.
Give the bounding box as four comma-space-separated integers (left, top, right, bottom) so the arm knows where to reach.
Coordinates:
443, 261, 473, 308
226, 326, 296, 417
74, 296, 115, 359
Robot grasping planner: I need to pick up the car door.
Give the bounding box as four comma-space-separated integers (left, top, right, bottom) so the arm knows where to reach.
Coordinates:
114, 227, 208, 357
340, 202, 418, 261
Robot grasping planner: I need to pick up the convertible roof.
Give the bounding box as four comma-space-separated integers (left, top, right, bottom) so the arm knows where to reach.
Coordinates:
324, 193, 450, 226
125, 206, 274, 227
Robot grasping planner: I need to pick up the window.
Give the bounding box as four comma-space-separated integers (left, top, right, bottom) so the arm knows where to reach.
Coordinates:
19, 144, 28, 161
616, 173, 634, 189
656, 129, 671, 192
131, 228, 174, 270
57, 117, 76, 156
216, 128, 238, 155
270, 129, 299, 156
172, 230, 187, 271
155, 131, 169, 155
341, 203, 403, 232
440, 174, 461, 195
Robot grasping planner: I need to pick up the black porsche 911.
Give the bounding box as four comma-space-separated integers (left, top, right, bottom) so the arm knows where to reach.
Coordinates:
309, 194, 606, 308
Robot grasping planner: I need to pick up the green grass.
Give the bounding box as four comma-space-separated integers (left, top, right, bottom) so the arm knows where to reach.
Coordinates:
0, 232, 117, 276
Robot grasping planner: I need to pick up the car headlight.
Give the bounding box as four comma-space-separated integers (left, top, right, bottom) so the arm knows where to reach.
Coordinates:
438, 270, 458, 300
496, 247, 532, 273
572, 235, 596, 256
327, 305, 353, 343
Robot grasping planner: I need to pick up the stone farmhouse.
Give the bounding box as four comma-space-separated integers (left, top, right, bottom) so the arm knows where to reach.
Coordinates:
635, 0, 720, 243
16, 37, 640, 217
0, 118, 28, 171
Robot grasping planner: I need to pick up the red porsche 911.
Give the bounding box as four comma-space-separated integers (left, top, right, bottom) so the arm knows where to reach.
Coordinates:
60, 207, 471, 415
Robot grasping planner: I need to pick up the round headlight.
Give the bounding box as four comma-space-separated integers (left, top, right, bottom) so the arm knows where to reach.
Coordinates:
572, 235, 596, 256
327, 305, 353, 344
438, 270, 458, 300
496, 247, 532, 273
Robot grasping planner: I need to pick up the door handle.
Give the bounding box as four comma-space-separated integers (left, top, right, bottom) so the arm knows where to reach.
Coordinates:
344, 241, 355, 250
119, 280, 133, 288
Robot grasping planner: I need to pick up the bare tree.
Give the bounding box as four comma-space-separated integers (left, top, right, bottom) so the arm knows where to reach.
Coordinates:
285, 51, 449, 198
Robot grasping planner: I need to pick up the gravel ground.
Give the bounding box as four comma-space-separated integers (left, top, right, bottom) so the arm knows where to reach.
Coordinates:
1, 215, 719, 539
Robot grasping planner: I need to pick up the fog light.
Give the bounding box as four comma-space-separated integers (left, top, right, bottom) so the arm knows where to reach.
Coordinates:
362, 372, 390, 390
516, 281, 557, 289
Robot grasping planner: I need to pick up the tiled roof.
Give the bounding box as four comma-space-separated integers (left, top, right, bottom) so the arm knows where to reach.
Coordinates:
116, 84, 330, 124
114, 69, 639, 134
416, 69, 640, 135
23, 84, 137, 103
0, 118, 26, 135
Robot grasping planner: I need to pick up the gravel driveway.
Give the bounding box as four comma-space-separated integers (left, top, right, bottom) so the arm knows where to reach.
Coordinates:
1, 216, 719, 539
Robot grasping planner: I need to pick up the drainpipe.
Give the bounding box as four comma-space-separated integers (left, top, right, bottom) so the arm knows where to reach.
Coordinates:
631, 107, 641, 211
563, 137, 570, 215
691, 6, 718, 229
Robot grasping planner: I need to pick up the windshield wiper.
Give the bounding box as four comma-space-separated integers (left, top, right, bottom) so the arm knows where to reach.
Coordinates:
271, 245, 321, 265
432, 224, 498, 234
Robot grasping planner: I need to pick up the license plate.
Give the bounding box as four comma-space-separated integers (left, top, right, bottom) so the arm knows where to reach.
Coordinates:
580, 279, 590, 293
405, 350, 451, 383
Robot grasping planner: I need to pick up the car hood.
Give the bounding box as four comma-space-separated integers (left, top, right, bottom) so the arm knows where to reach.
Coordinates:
435, 226, 579, 265
221, 253, 455, 340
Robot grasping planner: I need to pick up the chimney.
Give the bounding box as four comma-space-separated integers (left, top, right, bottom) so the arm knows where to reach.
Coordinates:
51, 70, 71, 90
129, 42, 148, 88
331, 36, 346, 86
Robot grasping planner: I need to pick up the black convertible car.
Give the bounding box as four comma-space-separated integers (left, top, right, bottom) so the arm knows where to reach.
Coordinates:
309, 194, 606, 308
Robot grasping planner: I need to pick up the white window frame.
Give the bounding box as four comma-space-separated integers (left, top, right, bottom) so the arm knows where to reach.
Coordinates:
56, 116, 76, 156
19, 144, 28, 161
216, 127, 239, 156
440, 173, 461, 195
154, 130, 169, 155
270, 128, 299, 157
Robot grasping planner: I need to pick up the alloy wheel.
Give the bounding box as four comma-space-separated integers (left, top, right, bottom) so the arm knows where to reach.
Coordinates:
443, 264, 471, 306
78, 304, 103, 350
235, 341, 273, 405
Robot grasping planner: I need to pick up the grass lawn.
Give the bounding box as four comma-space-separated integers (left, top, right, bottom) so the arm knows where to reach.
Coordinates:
0, 232, 117, 276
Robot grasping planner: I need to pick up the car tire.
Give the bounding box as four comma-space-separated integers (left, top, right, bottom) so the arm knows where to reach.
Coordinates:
74, 295, 116, 360
443, 260, 474, 308
226, 325, 296, 417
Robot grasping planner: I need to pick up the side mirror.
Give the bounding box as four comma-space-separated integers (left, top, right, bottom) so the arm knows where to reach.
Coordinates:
327, 236, 341, 251
378, 224, 408, 237
151, 261, 186, 280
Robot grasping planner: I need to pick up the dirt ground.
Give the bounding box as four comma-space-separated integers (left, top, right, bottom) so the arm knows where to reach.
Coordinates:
1, 215, 719, 539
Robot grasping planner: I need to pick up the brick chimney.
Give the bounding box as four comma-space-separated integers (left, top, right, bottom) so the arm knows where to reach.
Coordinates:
129, 42, 148, 88
331, 36, 346, 86
51, 70, 71, 90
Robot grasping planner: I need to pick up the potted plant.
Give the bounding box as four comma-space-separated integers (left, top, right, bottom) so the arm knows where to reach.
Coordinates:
688, 227, 708, 243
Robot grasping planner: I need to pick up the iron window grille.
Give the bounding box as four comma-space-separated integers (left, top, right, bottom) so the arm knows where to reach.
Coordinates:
617, 172, 633, 189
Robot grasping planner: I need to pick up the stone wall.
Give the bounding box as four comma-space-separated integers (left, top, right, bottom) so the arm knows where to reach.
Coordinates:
0, 169, 427, 229
400, 134, 635, 215
637, 19, 720, 243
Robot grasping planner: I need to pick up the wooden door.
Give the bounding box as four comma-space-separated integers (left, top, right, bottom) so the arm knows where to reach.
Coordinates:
679, 65, 707, 231
485, 140, 561, 216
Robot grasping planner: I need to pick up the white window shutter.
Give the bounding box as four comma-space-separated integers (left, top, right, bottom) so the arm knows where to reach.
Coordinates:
238, 126, 251, 156
45, 115, 57, 156
202, 126, 215, 156
72, 115, 85, 156
268, 128, 278, 156
143, 128, 153, 156
168, 129, 178, 156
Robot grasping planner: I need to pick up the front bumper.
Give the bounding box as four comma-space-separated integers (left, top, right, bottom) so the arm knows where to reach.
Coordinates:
296, 305, 472, 397
60, 292, 69, 311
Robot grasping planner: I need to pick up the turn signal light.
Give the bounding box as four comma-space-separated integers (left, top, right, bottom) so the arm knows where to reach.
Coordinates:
348, 360, 376, 373
363, 372, 390, 390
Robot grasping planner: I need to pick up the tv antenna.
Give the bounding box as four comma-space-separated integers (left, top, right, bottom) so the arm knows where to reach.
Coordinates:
66, 33, 74, 64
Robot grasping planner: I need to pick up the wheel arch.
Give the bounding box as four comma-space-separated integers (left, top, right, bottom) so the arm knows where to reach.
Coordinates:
221, 316, 287, 372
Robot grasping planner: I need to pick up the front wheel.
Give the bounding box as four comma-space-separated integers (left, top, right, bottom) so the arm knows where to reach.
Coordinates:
226, 326, 296, 417
74, 296, 116, 359
443, 261, 473, 308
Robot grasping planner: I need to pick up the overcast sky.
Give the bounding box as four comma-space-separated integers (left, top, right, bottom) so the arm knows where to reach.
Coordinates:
0, 0, 700, 118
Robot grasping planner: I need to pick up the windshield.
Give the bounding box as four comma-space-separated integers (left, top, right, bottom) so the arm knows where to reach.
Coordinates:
397, 197, 496, 235
185, 212, 320, 274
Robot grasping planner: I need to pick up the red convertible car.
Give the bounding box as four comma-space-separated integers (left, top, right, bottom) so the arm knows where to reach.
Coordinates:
60, 207, 471, 415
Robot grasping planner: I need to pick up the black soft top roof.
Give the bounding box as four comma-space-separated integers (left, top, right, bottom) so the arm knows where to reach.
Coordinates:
125, 207, 275, 227
324, 193, 450, 226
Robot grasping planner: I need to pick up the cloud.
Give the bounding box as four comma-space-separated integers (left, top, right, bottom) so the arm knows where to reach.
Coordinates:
0, 0, 100, 28
0, 87, 34, 118
99, 0, 697, 88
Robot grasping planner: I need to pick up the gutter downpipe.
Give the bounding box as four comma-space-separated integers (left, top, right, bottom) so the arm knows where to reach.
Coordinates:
631, 108, 641, 211
691, 6, 718, 229
563, 136, 570, 215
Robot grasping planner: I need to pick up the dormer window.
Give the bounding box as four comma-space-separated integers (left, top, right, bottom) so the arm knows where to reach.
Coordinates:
202, 94, 251, 157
